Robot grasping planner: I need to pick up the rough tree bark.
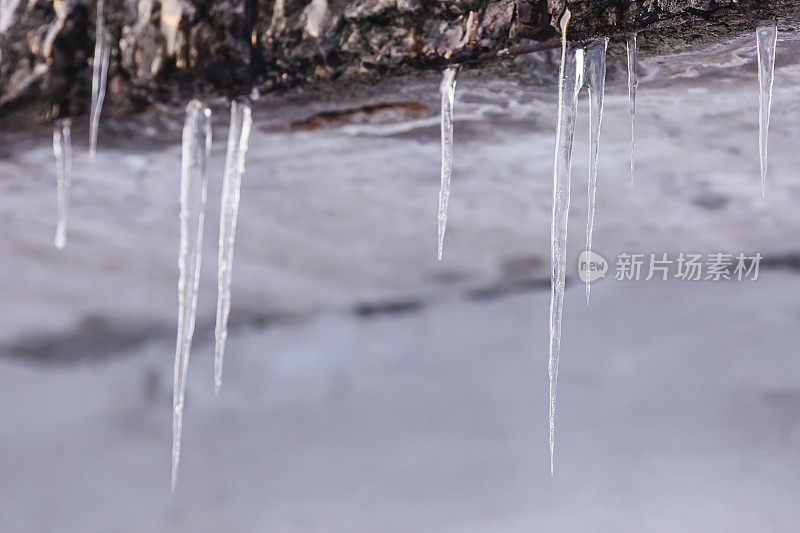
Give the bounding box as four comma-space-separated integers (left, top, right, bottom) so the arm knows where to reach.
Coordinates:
0, 0, 797, 121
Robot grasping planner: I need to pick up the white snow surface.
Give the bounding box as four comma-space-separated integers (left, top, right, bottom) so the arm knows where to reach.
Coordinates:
0, 34, 800, 530
2, 275, 800, 530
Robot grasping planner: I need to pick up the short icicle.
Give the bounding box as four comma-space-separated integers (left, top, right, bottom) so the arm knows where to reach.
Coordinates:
437, 66, 458, 260
0, 0, 21, 33
756, 25, 777, 197
172, 100, 212, 492
53, 119, 73, 249
627, 33, 638, 187
584, 37, 608, 304
213, 98, 253, 395
548, 9, 583, 476
89, 0, 110, 159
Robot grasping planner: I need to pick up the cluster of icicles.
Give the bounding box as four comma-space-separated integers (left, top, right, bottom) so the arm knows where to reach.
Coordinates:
53, 2, 254, 491
436, 11, 780, 475
49, 4, 779, 488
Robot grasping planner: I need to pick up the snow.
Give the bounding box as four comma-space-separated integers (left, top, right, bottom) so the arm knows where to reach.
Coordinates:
2, 274, 800, 529
0, 33, 800, 528
3, 35, 800, 354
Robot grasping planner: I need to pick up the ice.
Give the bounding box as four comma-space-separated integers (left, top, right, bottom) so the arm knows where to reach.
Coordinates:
756, 25, 777, 197
172, 100, 212, 491
214, 99, 253, 395
53, 119, 72, 249
42, 0, 68, 58
584, 37, 608, 304
89, 0, 110, 160
0, 0, 21, 33
161, 0, 182, 55
548, 9, 582, 475
627, 33, 638, 187
437, 67, 458, 260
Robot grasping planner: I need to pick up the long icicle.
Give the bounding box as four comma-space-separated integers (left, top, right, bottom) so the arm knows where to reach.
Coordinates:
584, 37, 608, 304
437, 66, 458, 260
89, 0, 110, 160
548, 9, 582, 476
756, 25, 777, 197
53, 119, 72, 249
214, 98, 253, 395
172, 100, 212, 492
627, 33, 638, 187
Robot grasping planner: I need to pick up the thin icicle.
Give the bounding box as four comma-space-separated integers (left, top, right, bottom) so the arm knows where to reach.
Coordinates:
584, 37, 608, 304
53, 119, 72, 249
213, 98, 253, 395
548, 9, 582, 476
627, 33, 638, 187
172, 100, 211, 492
0, 0, 22, 33
437, 66, 458, 260
756, 25, 777, 197
89, 0, 110, 160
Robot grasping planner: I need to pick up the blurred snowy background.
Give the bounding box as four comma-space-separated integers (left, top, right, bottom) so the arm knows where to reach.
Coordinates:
2, 34, 800, 531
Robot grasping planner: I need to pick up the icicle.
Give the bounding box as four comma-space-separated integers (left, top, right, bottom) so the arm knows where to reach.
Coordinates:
161, 0, 182, 55
756, 25, 777, 198
0, 0, 21, 33
584, 37, 608, 304
437, 66, 458, 260
548, 9, 582, 476
53, 119, 72, 249
172, 100, 211, 492
627, 33, 638, 187
213, 98, 252, 395
89, 0, 110, 160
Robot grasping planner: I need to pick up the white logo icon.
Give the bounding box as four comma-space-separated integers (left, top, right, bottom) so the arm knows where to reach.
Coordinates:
578, 250, 608, 283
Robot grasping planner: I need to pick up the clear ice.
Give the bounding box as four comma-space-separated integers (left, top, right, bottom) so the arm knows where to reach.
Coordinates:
548, 9, 583, 475
756, 25, 777, 197
584, 37, 608, 304
89, 0, 110, 159
627, 33, 638, 187
53, 119, 72, 249
437, 66, 458, 260
172, 100, 212, 492
160, 0, 182, 55
0, 0, 21, 33
214, 98, 253, 395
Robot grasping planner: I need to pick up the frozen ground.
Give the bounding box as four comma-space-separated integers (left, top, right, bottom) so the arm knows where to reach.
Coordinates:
2, 35, 800, 356
2, 274, 800, 531
2, 33, 800, 531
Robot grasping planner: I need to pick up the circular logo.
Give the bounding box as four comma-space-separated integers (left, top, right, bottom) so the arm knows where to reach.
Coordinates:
578, 250, 608, 283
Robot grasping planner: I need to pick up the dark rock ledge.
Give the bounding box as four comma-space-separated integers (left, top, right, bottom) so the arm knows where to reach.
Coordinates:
0, 0, 798, 122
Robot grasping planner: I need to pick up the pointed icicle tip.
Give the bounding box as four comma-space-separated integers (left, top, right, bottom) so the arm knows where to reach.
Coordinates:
548, 14, 580, 477
53, 119, 72, 249
214, 98, 253, 395
436, 67, 458, 260
626, 33, 638, 188
584, 37, 608, 306
172, 99, 212, 491
756, 25, 777, 197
